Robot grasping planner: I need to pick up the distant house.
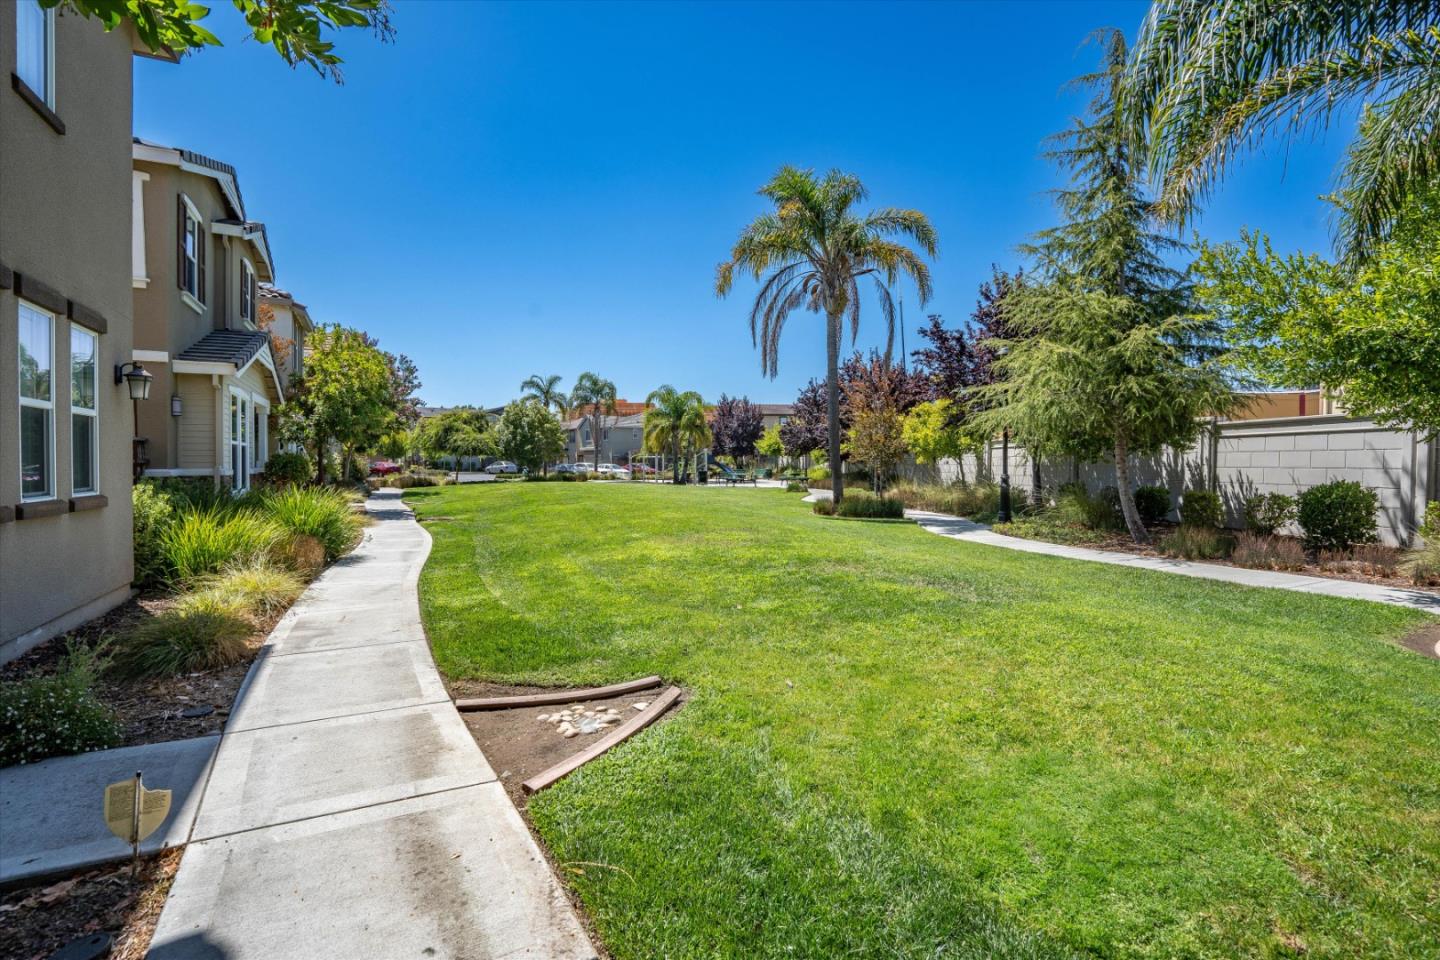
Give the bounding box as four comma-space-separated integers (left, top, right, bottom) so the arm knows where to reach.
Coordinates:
755, 403, 794, 430
131, 139, 286, 492
564, 412, 645, 465
257, 283, 313, 394
1229, 390, 1326, 421
2, 7, 173, 658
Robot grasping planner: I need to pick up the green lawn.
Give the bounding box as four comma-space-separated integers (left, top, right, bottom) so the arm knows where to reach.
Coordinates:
407, 483, 1439, 960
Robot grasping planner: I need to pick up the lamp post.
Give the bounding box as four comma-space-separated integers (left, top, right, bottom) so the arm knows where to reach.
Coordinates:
998, 427, 1012, 522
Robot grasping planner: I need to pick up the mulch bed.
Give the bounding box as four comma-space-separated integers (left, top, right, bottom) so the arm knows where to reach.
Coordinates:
995, 522, 1440, 596
0, 596, 279, 750
0, 848, 181, 960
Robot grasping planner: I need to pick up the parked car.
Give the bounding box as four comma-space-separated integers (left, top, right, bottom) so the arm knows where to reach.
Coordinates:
369, 460, 402, 476
485, 460, 519, 475
552, 462, 579, 474
595, 463, 631, 480
631, 462, 657, 476
571, 463, 593, 474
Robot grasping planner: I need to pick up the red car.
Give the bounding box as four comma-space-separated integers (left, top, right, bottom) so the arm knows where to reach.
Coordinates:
369, 460, 402, 476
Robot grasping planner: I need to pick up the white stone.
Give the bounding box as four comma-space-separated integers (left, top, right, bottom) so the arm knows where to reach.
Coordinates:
632, 702, 648, 710
562, 728, 579, 739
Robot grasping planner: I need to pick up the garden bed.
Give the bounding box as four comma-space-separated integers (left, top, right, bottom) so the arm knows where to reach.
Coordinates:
0, 596, 279, 751
0, 848, 180, 960
991, 517, 1440, 595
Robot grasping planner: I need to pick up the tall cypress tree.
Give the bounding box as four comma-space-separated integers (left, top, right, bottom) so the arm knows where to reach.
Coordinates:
972, 29, 1236, 542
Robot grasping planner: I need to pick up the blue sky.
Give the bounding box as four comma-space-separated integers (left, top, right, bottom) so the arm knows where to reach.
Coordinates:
135, 1, 1351, 409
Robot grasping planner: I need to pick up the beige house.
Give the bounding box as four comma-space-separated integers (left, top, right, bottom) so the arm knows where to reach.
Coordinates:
1, 7, 169, 658
132, 140, 285, 492
564, 413, 645, 465
257, 283, 312, 393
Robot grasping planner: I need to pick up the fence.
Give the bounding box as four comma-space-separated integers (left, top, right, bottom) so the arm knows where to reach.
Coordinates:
931, 415, 1437, 546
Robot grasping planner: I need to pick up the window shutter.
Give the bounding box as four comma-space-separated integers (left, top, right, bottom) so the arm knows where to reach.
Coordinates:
176, 196, 186, 290
197, 225, 207, 304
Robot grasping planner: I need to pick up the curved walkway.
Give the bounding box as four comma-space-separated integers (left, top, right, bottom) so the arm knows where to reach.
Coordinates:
909, 509, 1440, 615
148, 490, 595, 960
803, 490, 1437, 615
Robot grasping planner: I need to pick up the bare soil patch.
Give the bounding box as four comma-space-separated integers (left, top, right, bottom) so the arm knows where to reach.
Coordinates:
449, 678, 679, 807
0, 597, 278, 750
1399, 623, 1440, 661
0, 848, 180, 960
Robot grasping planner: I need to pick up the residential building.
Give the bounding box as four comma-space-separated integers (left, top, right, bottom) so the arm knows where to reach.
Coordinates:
1, 7, 169, 658
755, 402, 794, 431
564, 412, 645, 465
256, 282, 312, 392
131, 139, 285, 492
1230, 389, 1326, 421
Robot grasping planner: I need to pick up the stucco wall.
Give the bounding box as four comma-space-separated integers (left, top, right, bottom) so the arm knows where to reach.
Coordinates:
0, 11, 138, 658
940, 416, 1436, 546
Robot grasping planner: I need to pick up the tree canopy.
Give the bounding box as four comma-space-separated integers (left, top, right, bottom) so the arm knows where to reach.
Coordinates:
1196, 186, 1440, 439
277, 324, 397, 483
644, 385, 708, 483
717, 166, 937, 502
973, 29, 1236, 542
497, 401, 566, 473
709, 395, 765, 464
55, 0, 394, 82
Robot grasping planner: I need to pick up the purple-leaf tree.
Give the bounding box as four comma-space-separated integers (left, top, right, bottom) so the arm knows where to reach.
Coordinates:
710, 395, 765, 466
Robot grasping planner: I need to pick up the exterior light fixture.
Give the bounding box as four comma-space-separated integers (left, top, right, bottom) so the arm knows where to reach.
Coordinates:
114, 361, 154, 401
997, 428, 1012, 523
170, 394, 183, 417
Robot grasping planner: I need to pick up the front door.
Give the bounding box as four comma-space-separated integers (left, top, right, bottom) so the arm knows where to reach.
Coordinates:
231, 392, 250, 492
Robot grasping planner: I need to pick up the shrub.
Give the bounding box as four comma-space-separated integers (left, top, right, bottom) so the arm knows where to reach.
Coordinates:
262, 451, 312, 487
1297, 480, 1378, 550
1053, 486, 1121, 531
248, 485, 362, 562
1419, 500, 1440, 543
1404, 542, 1440, 586
279, 534, 327, 579
162, 507, 284, 582
1351, 543, 1400, 577
1243, 493, 1297, 536
385, 473, 437, 489
195, 562, 305, 617
0, 643, 121, 767
1158, 525, 1230, 560
1179, 489, 1222, 528
1231, 532, 1307, 571
133, 483, 177, 590
834, 490, 905, 519
1133, 486, 1171, 526
885, 481, 999, 518
993, 515, 1104, 546
146, 476, 234, 512
807, 466, 831, 485
115, 593, 253, 678
785, 480, 807, 493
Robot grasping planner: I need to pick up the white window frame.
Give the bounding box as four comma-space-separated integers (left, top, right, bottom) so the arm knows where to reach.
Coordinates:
239, 257, 255, 327
229, 388, 250, 493
17, 299, 55, 501
70, 325, 100, 496
181, 195, 202, 306
15, 1, 56, 109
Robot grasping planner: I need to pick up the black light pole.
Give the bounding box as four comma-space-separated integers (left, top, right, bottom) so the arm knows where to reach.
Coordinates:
998, 428, 1012, 522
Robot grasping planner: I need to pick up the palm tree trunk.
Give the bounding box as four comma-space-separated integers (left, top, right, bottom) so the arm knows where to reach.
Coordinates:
826, 309, 843, 504
1113, 434, 1149, 544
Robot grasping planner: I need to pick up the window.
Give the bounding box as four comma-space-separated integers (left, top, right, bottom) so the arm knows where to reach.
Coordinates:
230, 391, 249, 492
15, 1, 54, 107
239, 259, 255, 326
70, 327, 99, 495
178, 196, 205, 304
18, 301, 54, 500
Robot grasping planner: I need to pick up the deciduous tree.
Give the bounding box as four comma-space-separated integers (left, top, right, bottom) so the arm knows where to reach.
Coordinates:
497, 401, 566, 475
710, 395, 765, 467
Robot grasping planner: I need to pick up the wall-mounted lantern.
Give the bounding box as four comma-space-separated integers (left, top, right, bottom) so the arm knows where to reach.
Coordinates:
171, 394, 183, 417
114, 361, 154, 401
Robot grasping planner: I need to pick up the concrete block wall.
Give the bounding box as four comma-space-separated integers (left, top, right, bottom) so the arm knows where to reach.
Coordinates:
933, 415, 1436, 545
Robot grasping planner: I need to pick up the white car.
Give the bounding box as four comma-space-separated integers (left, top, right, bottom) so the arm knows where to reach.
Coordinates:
485, 460, 519, 475
596, 463, 632, 480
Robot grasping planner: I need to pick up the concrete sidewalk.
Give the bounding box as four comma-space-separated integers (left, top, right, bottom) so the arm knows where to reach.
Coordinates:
907, 509, 1440, 615
148, 490, 595, 960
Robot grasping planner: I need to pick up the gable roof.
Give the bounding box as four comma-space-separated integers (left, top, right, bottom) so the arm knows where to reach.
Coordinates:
257, 282, 312, 331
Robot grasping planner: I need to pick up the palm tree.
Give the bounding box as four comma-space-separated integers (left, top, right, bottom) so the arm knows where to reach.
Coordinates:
1125, 1, 1440, 263
717, 166, 937, 502
644, 385, 709, 483
519, 374, 568, 416
570, 371, 617, 470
